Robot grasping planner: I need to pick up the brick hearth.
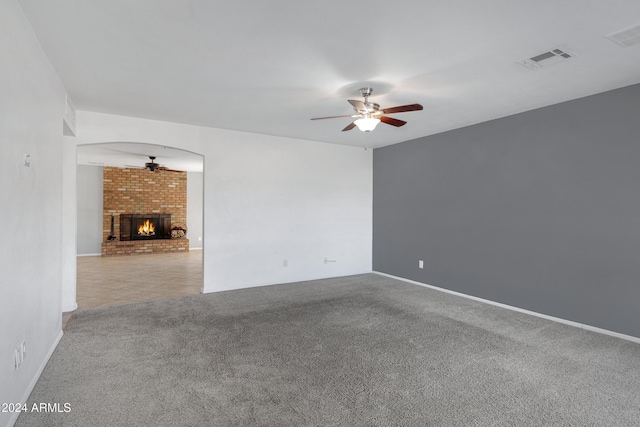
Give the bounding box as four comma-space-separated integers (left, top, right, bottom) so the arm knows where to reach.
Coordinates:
102, 239, 189, 256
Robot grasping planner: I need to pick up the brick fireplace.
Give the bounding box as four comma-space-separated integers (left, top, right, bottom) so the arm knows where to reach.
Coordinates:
101, 167, 189, 256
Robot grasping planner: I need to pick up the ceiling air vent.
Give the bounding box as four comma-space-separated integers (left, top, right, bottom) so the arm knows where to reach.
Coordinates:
518, 46, 575, 70
63, 95, 76, 136
606, 23, 640, 47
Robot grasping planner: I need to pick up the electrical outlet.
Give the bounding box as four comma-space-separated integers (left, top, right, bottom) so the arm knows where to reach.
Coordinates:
419, 260, 424, 269
23, 153, 31, 167
14, 342, 26, 370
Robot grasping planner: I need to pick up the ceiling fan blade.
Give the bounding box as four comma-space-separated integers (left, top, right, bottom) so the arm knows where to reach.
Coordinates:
310, 114, 356, 120
381, 104, 423, 114
342, 122, 357, 132
380, 116, 407, 127
348, 99, 366, 111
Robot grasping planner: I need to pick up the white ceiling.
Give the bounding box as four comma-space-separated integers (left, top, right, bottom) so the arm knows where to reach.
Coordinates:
76, 142, 204, 172
18, 0, 640, 151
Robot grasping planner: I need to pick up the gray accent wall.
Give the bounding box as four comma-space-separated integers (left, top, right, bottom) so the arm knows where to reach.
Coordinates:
77, 165, 104, 255
373, 83, 640, 338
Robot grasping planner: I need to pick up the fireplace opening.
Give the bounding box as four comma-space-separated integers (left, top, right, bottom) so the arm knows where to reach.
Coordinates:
138, 219, 155, 236
120, 214, 171, 241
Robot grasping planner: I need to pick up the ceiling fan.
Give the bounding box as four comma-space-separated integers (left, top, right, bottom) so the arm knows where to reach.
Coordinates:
311, 87, 423, 132
125, 156, 182, 172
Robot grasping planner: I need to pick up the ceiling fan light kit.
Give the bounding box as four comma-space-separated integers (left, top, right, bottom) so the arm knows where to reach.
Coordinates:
311, 87, 423, 133
354, 115, 380, 132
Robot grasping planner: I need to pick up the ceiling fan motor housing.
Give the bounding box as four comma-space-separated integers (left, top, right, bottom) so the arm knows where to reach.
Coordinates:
361, 102, 380, 114
145, 156, 159, 171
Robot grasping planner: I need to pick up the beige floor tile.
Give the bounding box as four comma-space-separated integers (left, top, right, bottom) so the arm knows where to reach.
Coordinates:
75, 251, 202, 310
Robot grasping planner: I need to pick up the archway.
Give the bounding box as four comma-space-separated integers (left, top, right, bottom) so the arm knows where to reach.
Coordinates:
72, 142, 204, 310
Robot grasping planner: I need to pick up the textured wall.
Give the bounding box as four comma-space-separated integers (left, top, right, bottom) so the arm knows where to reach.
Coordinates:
373, 83, 640, 338
0, 1, 66, 425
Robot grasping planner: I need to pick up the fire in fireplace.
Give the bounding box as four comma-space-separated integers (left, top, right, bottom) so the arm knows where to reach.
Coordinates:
138, 219, 155, 236
120, 214, 171, 241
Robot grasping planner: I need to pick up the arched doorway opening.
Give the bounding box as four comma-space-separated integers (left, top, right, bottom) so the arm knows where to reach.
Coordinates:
72, 142, 204, 310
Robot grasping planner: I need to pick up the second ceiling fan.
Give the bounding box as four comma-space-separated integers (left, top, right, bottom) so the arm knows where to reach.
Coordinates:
125, 156, 182, 172
311, 87, 423, 132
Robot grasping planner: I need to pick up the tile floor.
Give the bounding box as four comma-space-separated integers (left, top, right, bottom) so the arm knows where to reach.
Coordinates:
74, 250, 203, 309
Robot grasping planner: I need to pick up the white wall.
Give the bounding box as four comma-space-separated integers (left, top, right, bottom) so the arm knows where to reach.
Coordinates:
74, 111, 373, 293
61, 137, 77, 311
76, 165, 104, 255
187, 171, 204, 249
0, 1, 66, 426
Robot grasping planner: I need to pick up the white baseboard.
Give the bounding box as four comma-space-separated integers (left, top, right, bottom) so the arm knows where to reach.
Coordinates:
374, 271, 640, 345
9, 330, 64, 427
62, 302, 78, 313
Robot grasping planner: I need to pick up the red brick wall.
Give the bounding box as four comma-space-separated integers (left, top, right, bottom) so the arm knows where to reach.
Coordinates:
102, 167, 187, 241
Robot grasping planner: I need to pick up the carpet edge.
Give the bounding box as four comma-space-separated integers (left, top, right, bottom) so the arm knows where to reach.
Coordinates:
373, 271, 640, 344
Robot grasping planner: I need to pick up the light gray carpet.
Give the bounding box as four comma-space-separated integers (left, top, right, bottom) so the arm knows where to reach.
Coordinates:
16, 274, 640, 426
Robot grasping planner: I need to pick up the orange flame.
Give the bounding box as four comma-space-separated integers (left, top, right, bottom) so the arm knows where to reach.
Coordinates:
137, 219, 155, 236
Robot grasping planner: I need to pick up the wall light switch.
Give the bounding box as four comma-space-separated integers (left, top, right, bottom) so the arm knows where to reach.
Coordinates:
419, 260, 424, 269
23, 153, 31, 167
